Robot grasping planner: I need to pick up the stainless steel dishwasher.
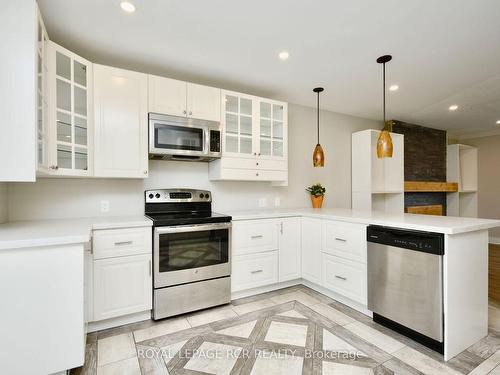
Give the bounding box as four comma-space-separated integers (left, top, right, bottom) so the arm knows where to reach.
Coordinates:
367, 225, 444, 353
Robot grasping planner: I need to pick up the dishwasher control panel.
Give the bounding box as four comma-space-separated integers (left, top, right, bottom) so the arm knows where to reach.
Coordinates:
367, 225, 444, 255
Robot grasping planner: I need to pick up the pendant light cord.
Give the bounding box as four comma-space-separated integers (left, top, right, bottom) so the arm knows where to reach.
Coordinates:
383, 62, 386, 126
317, 91, 320, 144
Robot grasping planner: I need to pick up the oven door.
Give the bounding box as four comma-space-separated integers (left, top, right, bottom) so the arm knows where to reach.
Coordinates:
149, 116, 207, 157
153, 222, 231, 288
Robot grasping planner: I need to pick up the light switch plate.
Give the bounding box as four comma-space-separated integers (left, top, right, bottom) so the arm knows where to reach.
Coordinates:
258, 198, 267, 208
274, 197, 281, 207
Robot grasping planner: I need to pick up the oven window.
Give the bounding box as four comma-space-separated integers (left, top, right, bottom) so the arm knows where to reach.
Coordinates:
158, 229, 229, 272
154, 123, 203, 151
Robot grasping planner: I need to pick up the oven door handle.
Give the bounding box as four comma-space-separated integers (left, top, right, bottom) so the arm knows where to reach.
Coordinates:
154, 222, 232, 235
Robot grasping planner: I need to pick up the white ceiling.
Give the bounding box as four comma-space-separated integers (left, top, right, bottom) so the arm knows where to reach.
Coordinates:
39, 0, 500, 136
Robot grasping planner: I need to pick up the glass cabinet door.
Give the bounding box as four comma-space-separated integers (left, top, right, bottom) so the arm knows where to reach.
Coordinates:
36, 9, 49, 170
49, 42, 92, 174
259, 101, 285, 158
223, 93, 253, 155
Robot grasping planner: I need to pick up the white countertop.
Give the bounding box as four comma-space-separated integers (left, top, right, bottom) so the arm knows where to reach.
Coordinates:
0, 215, 152, 250
227, 207, 500, 235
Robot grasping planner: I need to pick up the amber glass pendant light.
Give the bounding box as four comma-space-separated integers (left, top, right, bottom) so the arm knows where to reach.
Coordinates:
312, 87, 325, 167
376, 55, 393, 158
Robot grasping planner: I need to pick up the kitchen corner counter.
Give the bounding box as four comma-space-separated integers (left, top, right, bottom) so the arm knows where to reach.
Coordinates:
0, 215, 153, 250
226, 207, 500, 235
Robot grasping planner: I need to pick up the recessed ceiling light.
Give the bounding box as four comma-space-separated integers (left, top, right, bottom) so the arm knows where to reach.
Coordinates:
389, 84, 399, 91
120, 1, 136, 13
496, 120, 500, 125
449, 105, 458, 111
278, 51, 289, 60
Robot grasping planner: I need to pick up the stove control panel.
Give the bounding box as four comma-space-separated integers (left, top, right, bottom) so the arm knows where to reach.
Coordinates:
145, 189, 211, 203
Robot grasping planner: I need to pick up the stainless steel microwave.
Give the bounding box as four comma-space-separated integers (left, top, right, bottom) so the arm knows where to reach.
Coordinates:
149, 113, 221, 161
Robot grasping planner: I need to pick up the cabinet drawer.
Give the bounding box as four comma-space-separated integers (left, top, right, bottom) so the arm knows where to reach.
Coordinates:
322, 254, 367, 305
232, 219, 278, 255
322, 221, 367, 263
93, 227, 152, 259
257, 159, 287, 171
217, 168, 287, 182
219, 157, 287, 171
231, 251, 278, 292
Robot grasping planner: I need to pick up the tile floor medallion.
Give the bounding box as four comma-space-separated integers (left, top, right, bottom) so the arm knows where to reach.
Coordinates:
72, 286, 500, 375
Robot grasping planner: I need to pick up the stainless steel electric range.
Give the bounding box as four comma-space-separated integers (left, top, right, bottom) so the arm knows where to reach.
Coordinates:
145, 188, 232, 320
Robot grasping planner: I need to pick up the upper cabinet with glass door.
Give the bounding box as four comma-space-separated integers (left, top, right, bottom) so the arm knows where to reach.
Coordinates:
223, 91, 255, 157
36, 7, 49, 172
221, 91, 287, 161
44, 41, 93, 176
259, 100, 287, 160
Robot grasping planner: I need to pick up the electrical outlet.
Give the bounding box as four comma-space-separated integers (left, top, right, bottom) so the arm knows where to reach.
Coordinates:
100, 200, 110, 213
258, 198, 267, 208
274, 197, 281, 207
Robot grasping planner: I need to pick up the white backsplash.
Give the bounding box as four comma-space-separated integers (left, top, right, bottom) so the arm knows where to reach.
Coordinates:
5, 103, 380, 221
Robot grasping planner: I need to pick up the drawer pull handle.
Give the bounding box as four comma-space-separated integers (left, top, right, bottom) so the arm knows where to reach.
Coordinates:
334, 237, 347, 242
251, 235, 263, 239
114, 241, 133, 246
335, 275, 347, 281
251, 269, 263, 274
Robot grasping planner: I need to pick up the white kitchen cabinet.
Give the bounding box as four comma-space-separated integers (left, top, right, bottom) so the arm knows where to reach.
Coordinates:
42, 41, 93, 176
93, 65, 148, 178
278, 217, 301, 282
351, 129, 404, 213
1, 2, 42, 181
322, 253, 367, 305
231, 251, 279, 292
36, 8, 50, 173
148, 74, 220, 121
187, 82, 221, 121
148, 75, 187, 117
232, 219, 279, 256
209, 90, 288, 183
93, 254, 152, 321
322, 220, 367, 263
301, 217, 322, 285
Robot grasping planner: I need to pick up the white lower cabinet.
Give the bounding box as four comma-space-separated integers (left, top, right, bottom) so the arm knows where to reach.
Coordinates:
322, 253, 367, 304
231, 251, 278, 292
279, 217, 301, 282
231, 217, 301, 293
93, 254, 152, 321
301, 217, 322, 285
91, 226, 152, 322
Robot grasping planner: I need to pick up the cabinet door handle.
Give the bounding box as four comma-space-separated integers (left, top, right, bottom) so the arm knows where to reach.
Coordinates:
251, 269, 263, 274
143, 170, 148, 175
335, 275, 347, 281
114, 240, 133, 246
251, 235, 263, 239
334, 237, 347, 242
149, 260, 152, 277
183, 110, 187, 114
280, 222, 283, 235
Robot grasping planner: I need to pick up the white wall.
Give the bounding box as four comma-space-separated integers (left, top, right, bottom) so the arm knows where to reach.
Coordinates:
464, 135, 500, 239
0, 183, 8, 223
6, 103, 379, 221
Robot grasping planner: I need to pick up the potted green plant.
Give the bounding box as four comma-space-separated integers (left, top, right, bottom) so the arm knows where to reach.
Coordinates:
306, 183, 326, 208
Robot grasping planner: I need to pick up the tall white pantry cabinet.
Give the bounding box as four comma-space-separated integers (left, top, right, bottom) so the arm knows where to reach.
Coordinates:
352, 129, 405, 213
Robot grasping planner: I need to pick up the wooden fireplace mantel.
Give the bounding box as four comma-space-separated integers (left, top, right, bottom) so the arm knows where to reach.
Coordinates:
404, 181, 459, 192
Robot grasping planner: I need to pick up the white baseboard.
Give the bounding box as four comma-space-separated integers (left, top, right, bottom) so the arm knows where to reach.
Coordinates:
87, 310, 151, 333
231, 278, 372, 318
231, 279, 302, 300
301, 279, 372, 317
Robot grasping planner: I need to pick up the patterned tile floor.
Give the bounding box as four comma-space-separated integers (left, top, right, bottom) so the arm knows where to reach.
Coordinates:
72, 286, 500, 375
